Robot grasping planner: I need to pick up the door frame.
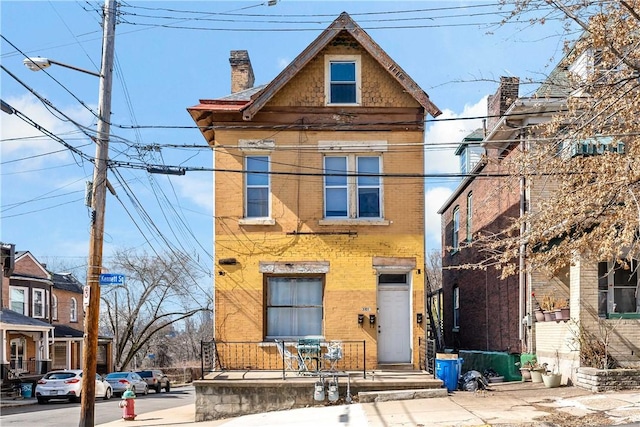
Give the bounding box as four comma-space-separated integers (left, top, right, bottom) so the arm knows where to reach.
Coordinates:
376, 270, 413, 364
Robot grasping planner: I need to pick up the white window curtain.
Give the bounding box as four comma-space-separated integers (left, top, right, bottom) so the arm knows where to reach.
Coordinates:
267, 277, 322, 337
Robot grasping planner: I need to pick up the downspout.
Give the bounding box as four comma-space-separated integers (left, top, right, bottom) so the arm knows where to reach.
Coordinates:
518, 131, 527, 351
212, 149, 216, 341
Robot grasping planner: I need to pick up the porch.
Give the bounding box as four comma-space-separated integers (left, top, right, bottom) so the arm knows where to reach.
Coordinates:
195, 369, 444, 421
196, 339, 443, 421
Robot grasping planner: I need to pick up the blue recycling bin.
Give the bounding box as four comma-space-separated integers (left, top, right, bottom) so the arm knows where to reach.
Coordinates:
435, 358, 463, 392
20, 382, 33, 398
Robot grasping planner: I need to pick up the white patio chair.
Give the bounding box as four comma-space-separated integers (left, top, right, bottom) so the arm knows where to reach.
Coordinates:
322, 340, 343, 371
274, 339, 300, 371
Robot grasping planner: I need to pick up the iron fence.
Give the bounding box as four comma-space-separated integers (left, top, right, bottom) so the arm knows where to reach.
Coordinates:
201, 339, 367, 379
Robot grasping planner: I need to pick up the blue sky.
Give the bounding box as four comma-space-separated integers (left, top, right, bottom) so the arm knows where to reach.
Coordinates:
1, 1, 570, 280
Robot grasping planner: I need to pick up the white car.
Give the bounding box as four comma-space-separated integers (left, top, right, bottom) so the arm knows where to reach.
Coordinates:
35, 369, 113, 404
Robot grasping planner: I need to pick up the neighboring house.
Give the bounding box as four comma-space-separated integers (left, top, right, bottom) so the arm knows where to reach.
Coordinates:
0, 246, 113, 376
188, 12, 442, 368
439, 52, 640, 385
50, 273, 84, 372
1, 249, 54, 375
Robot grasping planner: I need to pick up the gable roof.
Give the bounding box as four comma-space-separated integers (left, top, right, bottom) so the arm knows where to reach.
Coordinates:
241, 12, 441, 121
189, 12, 442, 121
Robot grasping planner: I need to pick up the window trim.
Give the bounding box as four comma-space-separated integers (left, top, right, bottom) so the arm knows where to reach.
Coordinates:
452, 207, 460, 252
466, 192, 473, 242
244, 155, 271, 220
70, 297, 78, 322
264, 275, 325, 339
9, 286, 28, 315
453, 285, 460, 331
325, 55, 361, 106
323, 154, 383, 220
32, 288, 46, 319
598, 260, 639, 316
52, 294, 58, 320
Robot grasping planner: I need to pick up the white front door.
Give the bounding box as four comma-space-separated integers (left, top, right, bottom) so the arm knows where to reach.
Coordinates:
377, 274, 411, 363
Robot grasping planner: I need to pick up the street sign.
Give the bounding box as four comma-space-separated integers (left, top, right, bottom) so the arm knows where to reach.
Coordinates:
99, 273, 126, 285
83, 285, 90, 310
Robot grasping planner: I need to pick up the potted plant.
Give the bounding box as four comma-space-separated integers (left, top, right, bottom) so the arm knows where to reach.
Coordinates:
540, 294, 556, 322
542, 352, 562, 388
520, 360, 546, 383
554, 298, 570, 321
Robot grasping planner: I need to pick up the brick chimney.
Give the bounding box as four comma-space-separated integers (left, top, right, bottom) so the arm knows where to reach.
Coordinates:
229, 50, 255, 94
486, 76, 519, 133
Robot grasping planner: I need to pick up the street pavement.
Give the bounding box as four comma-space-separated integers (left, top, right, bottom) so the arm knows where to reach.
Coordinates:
4, 381, 640, 426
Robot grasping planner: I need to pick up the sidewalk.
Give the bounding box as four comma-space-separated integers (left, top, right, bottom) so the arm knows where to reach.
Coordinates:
97, 382, 640, 427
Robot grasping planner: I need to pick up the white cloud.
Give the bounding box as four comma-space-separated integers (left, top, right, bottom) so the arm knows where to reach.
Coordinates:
425, 185, 453, 253
423, 96, 488, 252
174, 173, 213, 214
424, 96, 488, 174
1, 94, 95, 167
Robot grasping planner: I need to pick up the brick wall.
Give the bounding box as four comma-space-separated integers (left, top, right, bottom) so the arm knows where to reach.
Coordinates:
53, 288, 84, 327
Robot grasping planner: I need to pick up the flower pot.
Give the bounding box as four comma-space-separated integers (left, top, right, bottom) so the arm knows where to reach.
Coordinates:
520, 368, 532, 381
530, 369, 544, 383
534, 309, 545, 322
542, 373, 562, 388
543, 311, 554, 322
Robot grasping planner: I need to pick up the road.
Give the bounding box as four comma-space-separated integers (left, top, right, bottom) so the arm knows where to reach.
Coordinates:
1, 385, 195, 426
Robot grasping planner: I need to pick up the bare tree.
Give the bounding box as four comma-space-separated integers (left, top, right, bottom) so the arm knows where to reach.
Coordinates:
99, 248, 212, 371
476, 1, 640, 276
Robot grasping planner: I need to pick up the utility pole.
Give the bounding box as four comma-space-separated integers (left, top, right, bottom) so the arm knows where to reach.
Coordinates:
79, 0, 116, 425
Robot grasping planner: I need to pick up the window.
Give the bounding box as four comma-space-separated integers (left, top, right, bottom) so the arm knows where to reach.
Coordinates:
32, 288, 45, 318
52, 294, 58, 320
324, 155, 381, 219
70, 297, 78, 322
10, 338, 25, 371
245, 156, 270, 218
325, 55, 360, 105
598, 260, 639, 316
452, 207, 460, 252
10, 287, 27, 315
266, 276, 323, 338
453, 285, 460, 330
466, 192, 473, 242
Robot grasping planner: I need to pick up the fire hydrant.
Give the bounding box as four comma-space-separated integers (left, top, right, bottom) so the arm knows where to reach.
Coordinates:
118, 386, 136, 421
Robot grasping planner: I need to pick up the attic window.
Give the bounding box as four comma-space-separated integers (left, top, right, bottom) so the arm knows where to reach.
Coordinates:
325, 55, 361, 106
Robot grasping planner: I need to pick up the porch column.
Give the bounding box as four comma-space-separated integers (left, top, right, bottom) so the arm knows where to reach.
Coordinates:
67, 341, 72, 369
0, 328, 7, 364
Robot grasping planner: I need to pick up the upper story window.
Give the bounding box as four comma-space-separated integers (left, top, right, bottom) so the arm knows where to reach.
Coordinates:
245, 156, 270, 218
70, 297, 78, 322
324, 155, 381, 219
466, 192, 473, 242
52, 294, 58, 320
452, 207, 460, 252
325, 55, 361, 105
10, 286, 27, 315
32, 288, 46, 318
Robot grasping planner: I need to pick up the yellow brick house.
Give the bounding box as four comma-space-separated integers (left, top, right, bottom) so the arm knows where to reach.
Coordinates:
188, 12, 441, 369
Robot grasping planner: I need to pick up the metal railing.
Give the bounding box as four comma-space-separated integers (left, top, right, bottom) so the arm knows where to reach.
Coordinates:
201, 340, 367, 380
419, 337, 436, 374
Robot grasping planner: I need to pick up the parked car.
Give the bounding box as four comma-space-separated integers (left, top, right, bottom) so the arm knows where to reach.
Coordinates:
35, 370, 112, 404
136, 369, 170, 393
104, 371, 148, 396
